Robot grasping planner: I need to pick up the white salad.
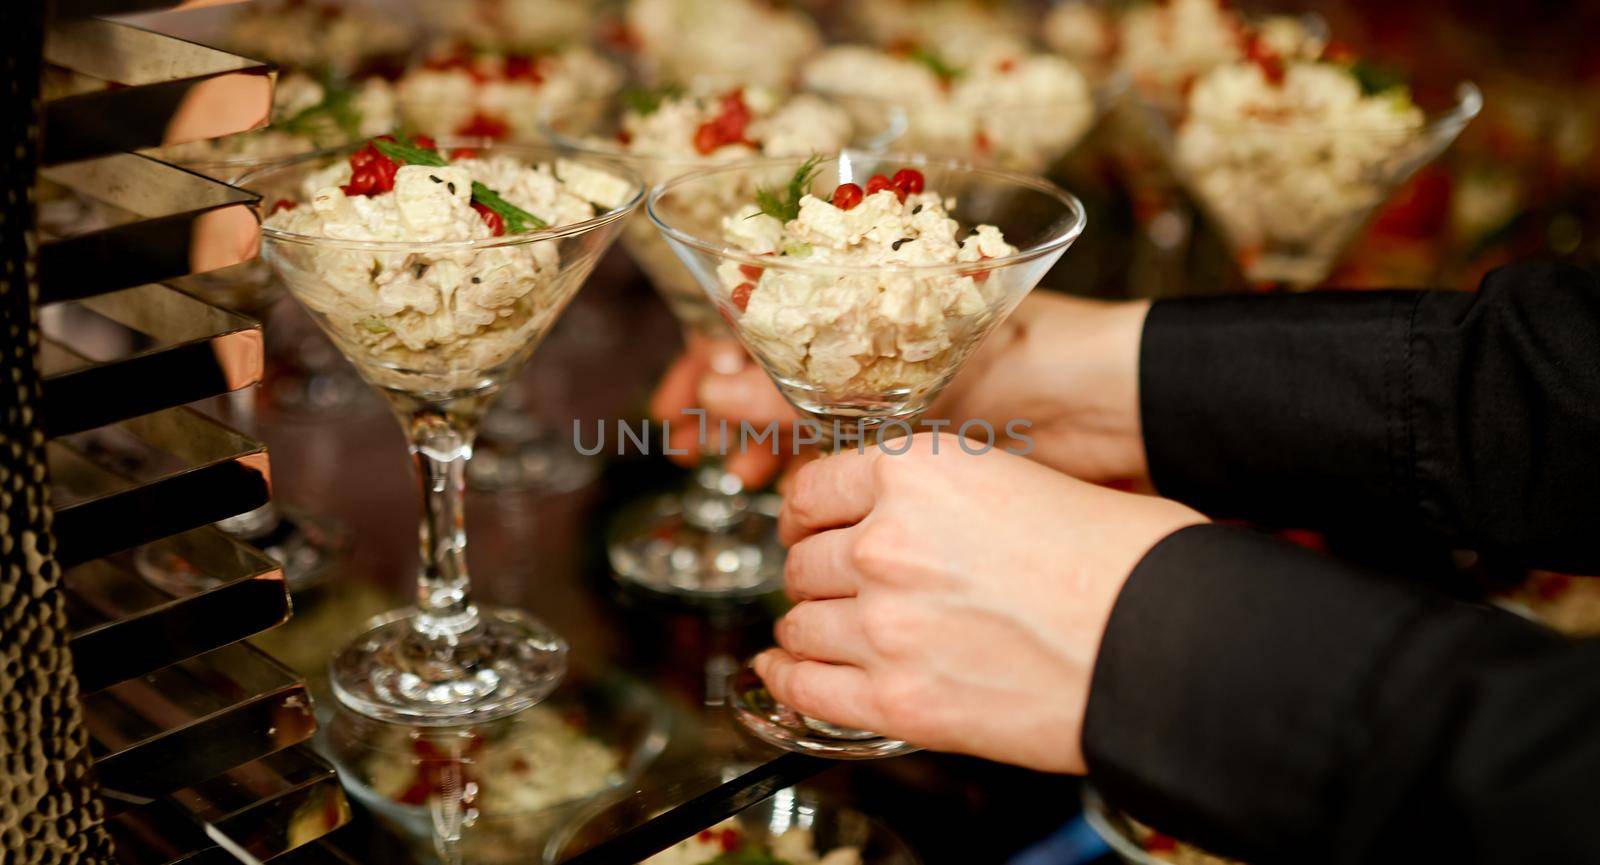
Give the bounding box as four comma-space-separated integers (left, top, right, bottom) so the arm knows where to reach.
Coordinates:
624, 0, 822, 91
396, 46, 622, 143
225, 0, 413, 76
261, 137, 631, 389
803, 44, 1094, 171
1173, 52, 1427, 282
605, 87, 855, 334
719, 161, 1014, 393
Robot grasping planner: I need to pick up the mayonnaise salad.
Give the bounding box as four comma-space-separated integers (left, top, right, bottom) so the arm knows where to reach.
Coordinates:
1173, 55, 1427, 281
803, 43, 1095, 171
624, 0, 822, 91
261, 139, 632, 390
396, 46, 622, 142
718, 164, 1014, 394
603, 87, 855, 334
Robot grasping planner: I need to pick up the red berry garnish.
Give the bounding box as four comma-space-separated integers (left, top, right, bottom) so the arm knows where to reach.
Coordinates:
693, 121, 723, 155
731, 281, 755, 312
892, 168, 925, 196
350, 145, 377, 169
472, 202, 506, 236
1244, 34, 1285, 86
996, 57, 1017, 73
449, 146, 480, 159
1536, 573, 1574, 601
697, 830, 716, 843
413, 134, 437, 152
341, 166, 375, 196
456, 112, 511, 141
718, 828, 742, 853
738, 263, 764, 280
503, 54, 545, 84
865, 173, 894, 197
269, 198, 298, 214
973, 131, 993, 156
831, 182, 864, 210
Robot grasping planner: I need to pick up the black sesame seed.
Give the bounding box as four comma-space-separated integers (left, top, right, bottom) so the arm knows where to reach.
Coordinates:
911, 204, 923, 215
429, 174, 442, 183
447, 182, 457, 195
891, 238, 913, 251
471, 277, 481, 284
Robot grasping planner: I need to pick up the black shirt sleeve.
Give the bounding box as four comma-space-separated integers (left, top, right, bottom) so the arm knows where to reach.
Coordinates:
1083, 524, 1600, 865
1139, 261, 1600, 572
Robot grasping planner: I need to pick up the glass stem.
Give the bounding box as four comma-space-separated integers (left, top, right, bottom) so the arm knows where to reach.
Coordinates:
681, 456, 749, 531
405, 406, 480, 641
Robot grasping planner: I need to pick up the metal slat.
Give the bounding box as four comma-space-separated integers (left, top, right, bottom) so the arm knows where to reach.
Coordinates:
42, 18, 274, 165
83, 643, 316, 800
38, 154, 261, 304
65, 527, 288, 693
48, 406, 271, 567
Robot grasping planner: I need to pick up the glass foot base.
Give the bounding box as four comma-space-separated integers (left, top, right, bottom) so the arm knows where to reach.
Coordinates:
135, 506, 343, 593
729, 663, 918, 759
607, 493, 784, 600
467, 426, 597, 494
330, 606, 569, 726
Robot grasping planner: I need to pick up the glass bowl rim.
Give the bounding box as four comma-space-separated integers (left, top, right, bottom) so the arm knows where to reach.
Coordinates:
241, 139, 647, 252
1083, 784, 1209, 865
646, 149, 1088, 278
1164, 79, 1483, 139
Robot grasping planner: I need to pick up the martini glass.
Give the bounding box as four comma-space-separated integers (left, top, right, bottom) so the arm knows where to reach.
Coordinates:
1140, 78, 1482, 288
547, 99, 902, 602
649, 151, 1087, 757
244, 143, 644, 724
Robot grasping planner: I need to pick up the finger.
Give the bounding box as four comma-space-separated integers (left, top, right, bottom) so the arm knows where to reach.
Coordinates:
776, 598, 868, 666
784, 527, 863, 601
699, 366, 796, 426
725, 446, 784, 489
753, 649, 882, 732
776, 449, 824, 498
778, 448, 880, 546
649, 349, 709, 422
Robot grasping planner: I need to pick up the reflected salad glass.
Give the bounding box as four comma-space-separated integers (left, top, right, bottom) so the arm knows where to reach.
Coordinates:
245, 139, 643, 724
650, 151, 1086, 756
548, 87, 901, 601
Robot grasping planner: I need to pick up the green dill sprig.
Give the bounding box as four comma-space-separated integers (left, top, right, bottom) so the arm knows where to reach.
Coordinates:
705, 844, 790, 865
1349, 60, 1408, 97
621, 83, 686, 117
370, 137, 549, 232
752, 154, 824, 224
906, 46, 964, 81
278, 77, 363, 142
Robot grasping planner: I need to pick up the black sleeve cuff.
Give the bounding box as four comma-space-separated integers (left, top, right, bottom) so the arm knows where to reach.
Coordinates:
1081, 523, 1558, 863
1139, 290, 1423, 531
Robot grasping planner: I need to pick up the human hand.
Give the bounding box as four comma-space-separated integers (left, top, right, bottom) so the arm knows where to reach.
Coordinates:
755, 436, 1204, 773
649, 294, 1152, 489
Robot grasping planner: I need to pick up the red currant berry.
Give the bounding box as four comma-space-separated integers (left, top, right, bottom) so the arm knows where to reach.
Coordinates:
738, 263, 764, 280
693, 122, 723, 155
865, 174, 894, 197
892, 168, 925, 196
718, 828, 742, 852
449, 146, 479, 160
413, 134, 437, 152
350, 144, 377, 169
731, 281, 755, 312
472, 202, 506, 236
831, 182, 864, 210
456, 112, 511, 141
269, 198, 298, 214
341, 167, 374, 196
504, 54, 544, 84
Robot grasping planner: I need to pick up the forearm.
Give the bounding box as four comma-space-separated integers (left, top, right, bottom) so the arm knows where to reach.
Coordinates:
1140, 262, 1600, 570
1083, 524, 1596, 865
